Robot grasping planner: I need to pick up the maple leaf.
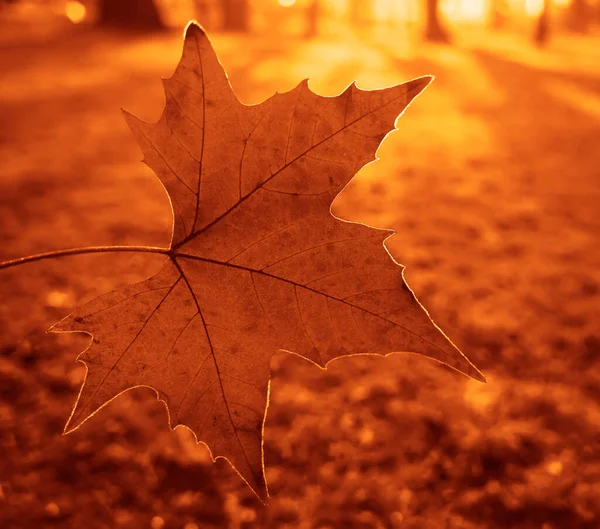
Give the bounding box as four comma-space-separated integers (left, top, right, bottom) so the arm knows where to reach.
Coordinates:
49, 22, 484, 500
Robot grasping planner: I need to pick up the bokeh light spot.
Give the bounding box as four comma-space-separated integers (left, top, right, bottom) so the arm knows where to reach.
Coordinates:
525, 0, 544, 16
546, 460, 564, 476
150, 516, 165, 529
65, 1, 86, 24
44, 502, 60, 517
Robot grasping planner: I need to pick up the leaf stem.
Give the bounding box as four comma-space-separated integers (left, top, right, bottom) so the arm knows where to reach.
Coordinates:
0, 245, 171, 271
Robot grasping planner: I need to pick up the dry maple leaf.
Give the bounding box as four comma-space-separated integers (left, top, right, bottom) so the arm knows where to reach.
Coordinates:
49, 22, 484, 500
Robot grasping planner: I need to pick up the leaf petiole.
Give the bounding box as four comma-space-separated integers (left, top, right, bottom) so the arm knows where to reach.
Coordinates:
0, 245, 171, 271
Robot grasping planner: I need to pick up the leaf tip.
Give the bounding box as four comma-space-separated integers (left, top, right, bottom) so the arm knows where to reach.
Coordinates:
473, 368, 488, 384
121, 108, 148, 138
184, 20, 206, 39
62, 421, 77, 436
120, 107, 136, 122
460, 358, 487, 383
62, 405, 86, 436
407, 75, 434, 97
47, 314, 72, 335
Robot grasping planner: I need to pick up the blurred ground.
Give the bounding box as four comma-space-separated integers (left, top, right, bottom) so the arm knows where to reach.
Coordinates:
1, 13, 599, 529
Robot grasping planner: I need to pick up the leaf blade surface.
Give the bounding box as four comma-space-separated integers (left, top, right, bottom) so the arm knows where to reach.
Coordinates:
51, 23, 484, 500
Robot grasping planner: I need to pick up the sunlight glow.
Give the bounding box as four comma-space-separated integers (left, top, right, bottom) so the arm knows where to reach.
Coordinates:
442, 0, 489, 22
525, 0, 544, 16
278, 0, 297, 7
65, 1, 86, 24
373, 0, 392, 21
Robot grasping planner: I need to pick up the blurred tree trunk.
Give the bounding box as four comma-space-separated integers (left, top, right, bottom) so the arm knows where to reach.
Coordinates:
489, 0, 506, 29
305, 0, 320, 38
194, 0, 209, 17
221, 0, 249, 31
424, 0, 450, 42
348, 0, 371, 26
534, 0, 550, 46
194, 0, 213, 28
98, 0, 164, 30
567, 0, 590, 33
